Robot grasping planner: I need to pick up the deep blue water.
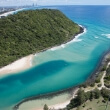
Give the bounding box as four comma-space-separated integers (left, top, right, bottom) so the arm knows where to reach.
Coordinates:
0, 6, 110, 110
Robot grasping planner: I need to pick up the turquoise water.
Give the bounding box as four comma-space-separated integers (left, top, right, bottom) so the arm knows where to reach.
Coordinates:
0, 6, 110, 110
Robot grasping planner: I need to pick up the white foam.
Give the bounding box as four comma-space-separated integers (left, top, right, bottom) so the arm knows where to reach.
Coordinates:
61, 44, 65, 48
35, 54, 38, 57
102, 34, 110, 39
95, 36, 99, 38
50, 46, 62, 51
66, 25, 86, 44
74, 39, 83, 42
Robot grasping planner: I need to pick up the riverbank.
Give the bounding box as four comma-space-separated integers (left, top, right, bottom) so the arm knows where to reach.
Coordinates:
0, 55, 33, 76
83, 50, 110, 86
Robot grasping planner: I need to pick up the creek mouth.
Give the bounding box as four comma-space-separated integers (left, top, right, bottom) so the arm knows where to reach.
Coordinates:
14, 50, 110, 110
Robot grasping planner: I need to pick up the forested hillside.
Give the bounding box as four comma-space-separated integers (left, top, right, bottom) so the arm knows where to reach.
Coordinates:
0, 9, 81, 67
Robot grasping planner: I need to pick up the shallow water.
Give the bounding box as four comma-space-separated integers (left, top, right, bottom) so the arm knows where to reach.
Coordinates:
18, 92, 71, 110
0, 6, 110, 110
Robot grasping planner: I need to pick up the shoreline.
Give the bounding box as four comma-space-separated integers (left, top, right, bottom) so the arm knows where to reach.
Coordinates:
14, 87, 79, 110
35, 25, 85, 54
49, 25, 86, 51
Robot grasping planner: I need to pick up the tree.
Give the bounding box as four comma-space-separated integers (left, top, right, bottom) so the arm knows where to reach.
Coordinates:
101, 88, 110, 100
85, 91, 91, 100
43, 104, 49, 110
93, 88, 101, 99
76, 89, 86, 105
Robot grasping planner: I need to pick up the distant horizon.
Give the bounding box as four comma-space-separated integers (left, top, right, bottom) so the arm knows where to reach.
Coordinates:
0, 0, 110, 7
1, 4, 110, 7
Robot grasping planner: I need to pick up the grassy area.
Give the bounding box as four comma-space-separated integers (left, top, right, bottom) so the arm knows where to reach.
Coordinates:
71, 97, 110, 110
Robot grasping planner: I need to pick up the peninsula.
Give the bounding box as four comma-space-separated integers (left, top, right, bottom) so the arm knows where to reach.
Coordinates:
0, 9, 82, 69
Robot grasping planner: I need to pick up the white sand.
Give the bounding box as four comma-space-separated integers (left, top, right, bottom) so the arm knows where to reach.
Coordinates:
48, 88, 78, 110
31, 100, 71, 110
0, 55, 33, 76
49, 101, 70, 110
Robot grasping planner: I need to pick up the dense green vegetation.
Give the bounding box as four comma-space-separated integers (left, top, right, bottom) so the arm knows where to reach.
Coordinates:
66, 89, 101, 110
0, 9, 81, 67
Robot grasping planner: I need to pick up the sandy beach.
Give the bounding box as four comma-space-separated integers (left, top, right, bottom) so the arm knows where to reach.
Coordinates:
48, 88, 78, 110
0, 55, 33, 76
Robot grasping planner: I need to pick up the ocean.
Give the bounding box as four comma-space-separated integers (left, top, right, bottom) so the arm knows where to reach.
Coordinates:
0, 5, 110, 110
